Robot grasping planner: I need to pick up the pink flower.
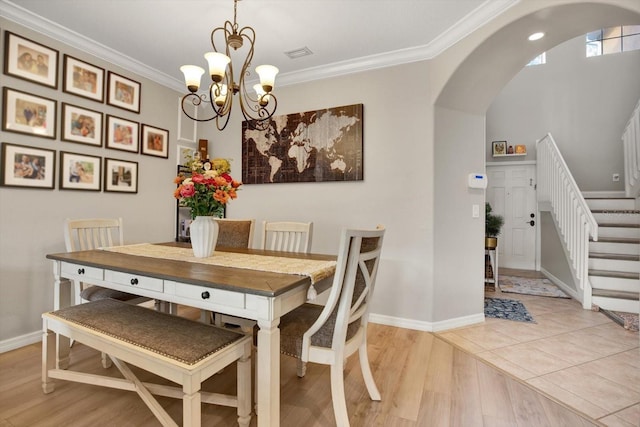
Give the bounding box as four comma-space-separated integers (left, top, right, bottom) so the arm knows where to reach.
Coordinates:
179, 183, 195, 198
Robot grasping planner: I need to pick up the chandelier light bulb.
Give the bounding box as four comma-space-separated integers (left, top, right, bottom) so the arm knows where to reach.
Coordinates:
214, 84, 228, 106
255, 65, 279, 93
180, 65, 205, 92
204, 52, 231, 83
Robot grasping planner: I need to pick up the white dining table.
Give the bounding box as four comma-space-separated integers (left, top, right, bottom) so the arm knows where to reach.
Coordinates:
47, 242, 336, 427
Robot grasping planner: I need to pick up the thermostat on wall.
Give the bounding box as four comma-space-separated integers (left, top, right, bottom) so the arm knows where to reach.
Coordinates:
468, 173, 487, 189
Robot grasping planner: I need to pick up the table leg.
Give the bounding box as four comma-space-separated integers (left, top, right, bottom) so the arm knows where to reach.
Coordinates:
257, 318, 280, 427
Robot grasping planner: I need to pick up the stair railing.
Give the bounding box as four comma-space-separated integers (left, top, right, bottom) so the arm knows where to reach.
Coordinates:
536, 133, 598, 308
622, 98, 640, 199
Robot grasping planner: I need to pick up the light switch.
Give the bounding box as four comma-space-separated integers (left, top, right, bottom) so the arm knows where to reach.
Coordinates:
472, 204, 480, 218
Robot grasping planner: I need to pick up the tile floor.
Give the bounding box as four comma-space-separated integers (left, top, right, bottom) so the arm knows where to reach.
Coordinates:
436, 268, 640, 427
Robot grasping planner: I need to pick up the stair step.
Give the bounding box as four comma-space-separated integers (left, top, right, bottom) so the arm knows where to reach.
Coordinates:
592, 288, 639, 300
585, 197, 636, 211
589, 252, 640, 261
598, 223, 640, 228
589, 269, 640, 279
591, 236, 640, 244
591, 209, 640, 214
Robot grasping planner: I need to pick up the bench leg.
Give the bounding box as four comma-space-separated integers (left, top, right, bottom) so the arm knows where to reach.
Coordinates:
237, 341, 252, 427
42, 328, 56, 394
182, 390, 201, 427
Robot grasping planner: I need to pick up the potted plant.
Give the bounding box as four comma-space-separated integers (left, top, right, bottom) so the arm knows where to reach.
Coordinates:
485, 202, 504, 249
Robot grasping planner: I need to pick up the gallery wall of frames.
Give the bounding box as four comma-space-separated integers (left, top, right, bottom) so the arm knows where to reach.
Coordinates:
1, 30, 170, 193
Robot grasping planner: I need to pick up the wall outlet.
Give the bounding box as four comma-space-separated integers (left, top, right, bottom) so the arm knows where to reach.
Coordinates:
612, 173, 620, 182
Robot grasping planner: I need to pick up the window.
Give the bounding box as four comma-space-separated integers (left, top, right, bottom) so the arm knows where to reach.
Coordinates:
526, 52, 546, 66
586, 25, 640, 57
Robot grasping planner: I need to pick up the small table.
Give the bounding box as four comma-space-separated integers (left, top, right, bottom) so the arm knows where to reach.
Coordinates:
47, 242, 336, 427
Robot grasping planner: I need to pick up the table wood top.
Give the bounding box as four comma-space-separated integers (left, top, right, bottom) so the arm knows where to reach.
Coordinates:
47, 243, 336, 297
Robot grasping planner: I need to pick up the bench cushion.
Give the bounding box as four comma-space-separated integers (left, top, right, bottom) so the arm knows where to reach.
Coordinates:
45, 299, 246, 366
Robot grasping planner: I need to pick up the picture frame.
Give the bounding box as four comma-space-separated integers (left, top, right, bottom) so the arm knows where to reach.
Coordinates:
107, 71, 141, 113
3, 31, 59, 89
59, 151, 101, 191
104, 157, 138, 193
515, 144, 527, 154
62, 55, 105, 103
140, 124, 169, 158
0, 142, 56, 189
2, 87, 57, 139
61, 103, 103, 147
105, 115, 139, 153
492, 141, 507, 157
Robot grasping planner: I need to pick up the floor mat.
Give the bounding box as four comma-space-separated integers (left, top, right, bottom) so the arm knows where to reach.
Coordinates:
485, 297, 536, 323
498, 275, 570, 298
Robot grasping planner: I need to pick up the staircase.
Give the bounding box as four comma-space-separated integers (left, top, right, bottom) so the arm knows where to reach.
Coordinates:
585, 196, 640, 313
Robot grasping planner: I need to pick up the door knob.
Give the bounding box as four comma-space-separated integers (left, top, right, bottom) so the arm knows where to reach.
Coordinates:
528, 220, 535, 226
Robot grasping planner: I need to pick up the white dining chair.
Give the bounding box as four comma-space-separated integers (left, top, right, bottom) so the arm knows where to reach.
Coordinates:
260, 221, 313, 253
278, 226, 385, 427
64, 218, 143, 305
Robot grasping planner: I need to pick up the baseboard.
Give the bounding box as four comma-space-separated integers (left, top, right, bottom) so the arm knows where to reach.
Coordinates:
369, 312, 484, 332
540, 268, 581, 302
581, 191, 627, 198
0, 330, 41, 353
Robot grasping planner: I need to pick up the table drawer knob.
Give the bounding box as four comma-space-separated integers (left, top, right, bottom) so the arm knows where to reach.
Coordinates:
130, 278, 139, 285
201, 291, 210, 299
77, 268, 85, 274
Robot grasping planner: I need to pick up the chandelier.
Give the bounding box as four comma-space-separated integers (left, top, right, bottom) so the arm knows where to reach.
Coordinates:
179, 0, 279, 131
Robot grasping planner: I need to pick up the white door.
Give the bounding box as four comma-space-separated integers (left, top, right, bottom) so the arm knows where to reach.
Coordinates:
486, 164, 537, 269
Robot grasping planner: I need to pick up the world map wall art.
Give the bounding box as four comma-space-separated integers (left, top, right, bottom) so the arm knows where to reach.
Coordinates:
241, 103, 363, 184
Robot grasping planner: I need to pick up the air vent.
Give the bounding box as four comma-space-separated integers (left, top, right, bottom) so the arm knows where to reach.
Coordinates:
285, 47, 313, 59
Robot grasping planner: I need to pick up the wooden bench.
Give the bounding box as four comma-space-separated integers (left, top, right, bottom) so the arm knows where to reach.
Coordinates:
42, 298, 252, 427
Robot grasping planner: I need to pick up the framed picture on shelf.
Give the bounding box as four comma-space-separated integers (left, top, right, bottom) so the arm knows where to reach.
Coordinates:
59, 151, 101, 191
0, 142, 55, 189
104, 158, 138, 193
140, 124, 169, 158
515, 144, 527, 154
2, 87, 57, 139
61, 103, 102, 146
107, 71, 141, 113
3, 31, 59, 88
105, 115, 139, 153
492, 141, 506, 157
62, 55, 105, 102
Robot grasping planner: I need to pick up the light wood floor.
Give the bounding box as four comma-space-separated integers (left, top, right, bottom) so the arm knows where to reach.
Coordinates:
1, 270, 637, 426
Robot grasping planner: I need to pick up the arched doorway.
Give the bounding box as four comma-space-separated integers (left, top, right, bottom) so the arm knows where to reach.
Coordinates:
430, 0, 640, 324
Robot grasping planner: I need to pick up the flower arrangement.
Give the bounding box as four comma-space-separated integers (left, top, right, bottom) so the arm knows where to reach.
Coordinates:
174, 155, 242, 219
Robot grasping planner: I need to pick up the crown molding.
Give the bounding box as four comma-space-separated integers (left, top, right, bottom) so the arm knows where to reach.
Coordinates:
0, 0, 518, 91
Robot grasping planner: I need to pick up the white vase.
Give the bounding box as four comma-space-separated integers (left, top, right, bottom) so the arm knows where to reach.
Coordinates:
189, 216, 219, 258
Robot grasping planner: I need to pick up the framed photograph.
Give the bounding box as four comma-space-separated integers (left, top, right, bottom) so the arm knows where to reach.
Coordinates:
59, 151, 101, 191
104, 158, 138, 193
3, 31, 59, 89
61, 103, 103, 146
0, 142, 55, 189
107, 71, 141, 113
62, 55, 105, 103
2, 87, 56, 139
105, 115, 139, 153
141, 124, 169, 158
492, 141, 507, 157
515, 144, 527, 154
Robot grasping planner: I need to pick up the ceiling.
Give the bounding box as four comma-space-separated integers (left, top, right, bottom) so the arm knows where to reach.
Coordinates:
2, 0, 517, 90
